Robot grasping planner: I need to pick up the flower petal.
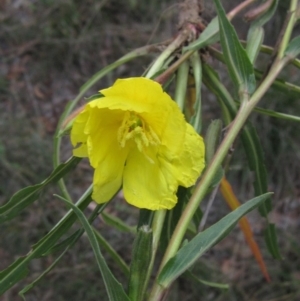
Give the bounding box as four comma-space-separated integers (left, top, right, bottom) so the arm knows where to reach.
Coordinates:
123, 147, 178, 210
73, 143, 88, 157
84, 107, 124, 168
159, 123, 205, 187
92, 141, 128, 204
100, 78, 187, 157
71, 108, 90, 146
98, 78, 168, 113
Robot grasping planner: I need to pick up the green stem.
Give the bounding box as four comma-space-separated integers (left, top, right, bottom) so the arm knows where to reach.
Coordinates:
227, 0, 258, 20
277, 0, 298, 59
141, 210, 166, 300
152, 210, 167, 255
148, 56, 289, 301
154, 50, 194, 84
146, 30, 191, 79
174, 60, 189, 110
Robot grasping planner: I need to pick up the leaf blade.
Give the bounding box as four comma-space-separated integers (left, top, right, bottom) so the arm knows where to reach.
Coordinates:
214, 0, 256, 96
56, 195, 130, 301
0, 188, 92, 295
157, 193, 272, 287
0, 157, 81, 223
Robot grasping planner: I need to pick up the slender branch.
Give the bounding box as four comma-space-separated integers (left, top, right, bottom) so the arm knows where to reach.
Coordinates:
148, 55, 289, 301
155, 50, 194, 84
227, 0, 258, 20
146, 30, 192, 79
198, 184, 220, 231
277, 0, 299, 59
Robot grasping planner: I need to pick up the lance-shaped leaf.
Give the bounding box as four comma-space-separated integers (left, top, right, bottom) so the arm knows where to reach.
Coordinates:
0, 157, 81, 223
246, 0, 278, 63
19, 230, 82, 298
189, 52, 203, 133
184, 17, 220, 51
0, 188, 92, 295
128, 225, 153, 301
214, 0, 256, 96
56, 195, 130, 301
157, 192, 272, 288
285, 36, 300, 60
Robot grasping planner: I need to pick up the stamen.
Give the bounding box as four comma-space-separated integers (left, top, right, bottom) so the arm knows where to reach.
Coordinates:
117, 112, 160, 152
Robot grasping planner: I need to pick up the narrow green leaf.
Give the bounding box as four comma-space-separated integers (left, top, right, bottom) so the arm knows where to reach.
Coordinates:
128, 225, 153, 301
34, 187, 92, 249
157, 193, 272, 287
255, 69, 300, 95
189, 52, 203, 133
201, 118, 224, 191
265, 223, 281, 259
241, 124, 272, 216
102, 212, 136, 234
18, 202, 108, 298
184, 17, 220, 51
238, 101, 300, 123
93, 229, 130, 278
186, 271, 229, 289
0, 258, 29, 295
246, 26, 264, 64
0, 188, 92, 295
205, 119, 222, 164
56, 195, 130, 301
43, 230, 83, 256
247, 0, 278, 28
19, 231, 81, 298
285, 36, 300, 59
246, 0, 278, 63
214, 0, 256, 96
161, 187, 189, 252
174, 59, 189, 111
0, 157, 81, 223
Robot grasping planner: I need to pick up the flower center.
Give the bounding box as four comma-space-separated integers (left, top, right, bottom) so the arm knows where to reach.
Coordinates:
118, 112, 160, 152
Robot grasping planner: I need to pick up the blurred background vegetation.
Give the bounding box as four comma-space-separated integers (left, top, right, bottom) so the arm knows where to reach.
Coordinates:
1, 0, 300, 300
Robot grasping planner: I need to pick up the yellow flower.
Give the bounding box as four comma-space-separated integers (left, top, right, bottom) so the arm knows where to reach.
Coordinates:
71, 77, 205, 210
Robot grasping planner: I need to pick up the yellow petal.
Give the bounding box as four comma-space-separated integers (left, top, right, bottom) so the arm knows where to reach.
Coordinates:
123, 147, 178, 210
73, 143, 88, 157
159, 123, 205, 187
71, 108, 90, 146
150, 100, 186, 157
84, 108, 124, 168
92, 141, 128, 204
99, 78, 168, 113
99, 78, 187, 157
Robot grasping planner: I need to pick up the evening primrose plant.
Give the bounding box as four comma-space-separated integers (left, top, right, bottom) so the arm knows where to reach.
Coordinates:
1, 0, 300, 300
